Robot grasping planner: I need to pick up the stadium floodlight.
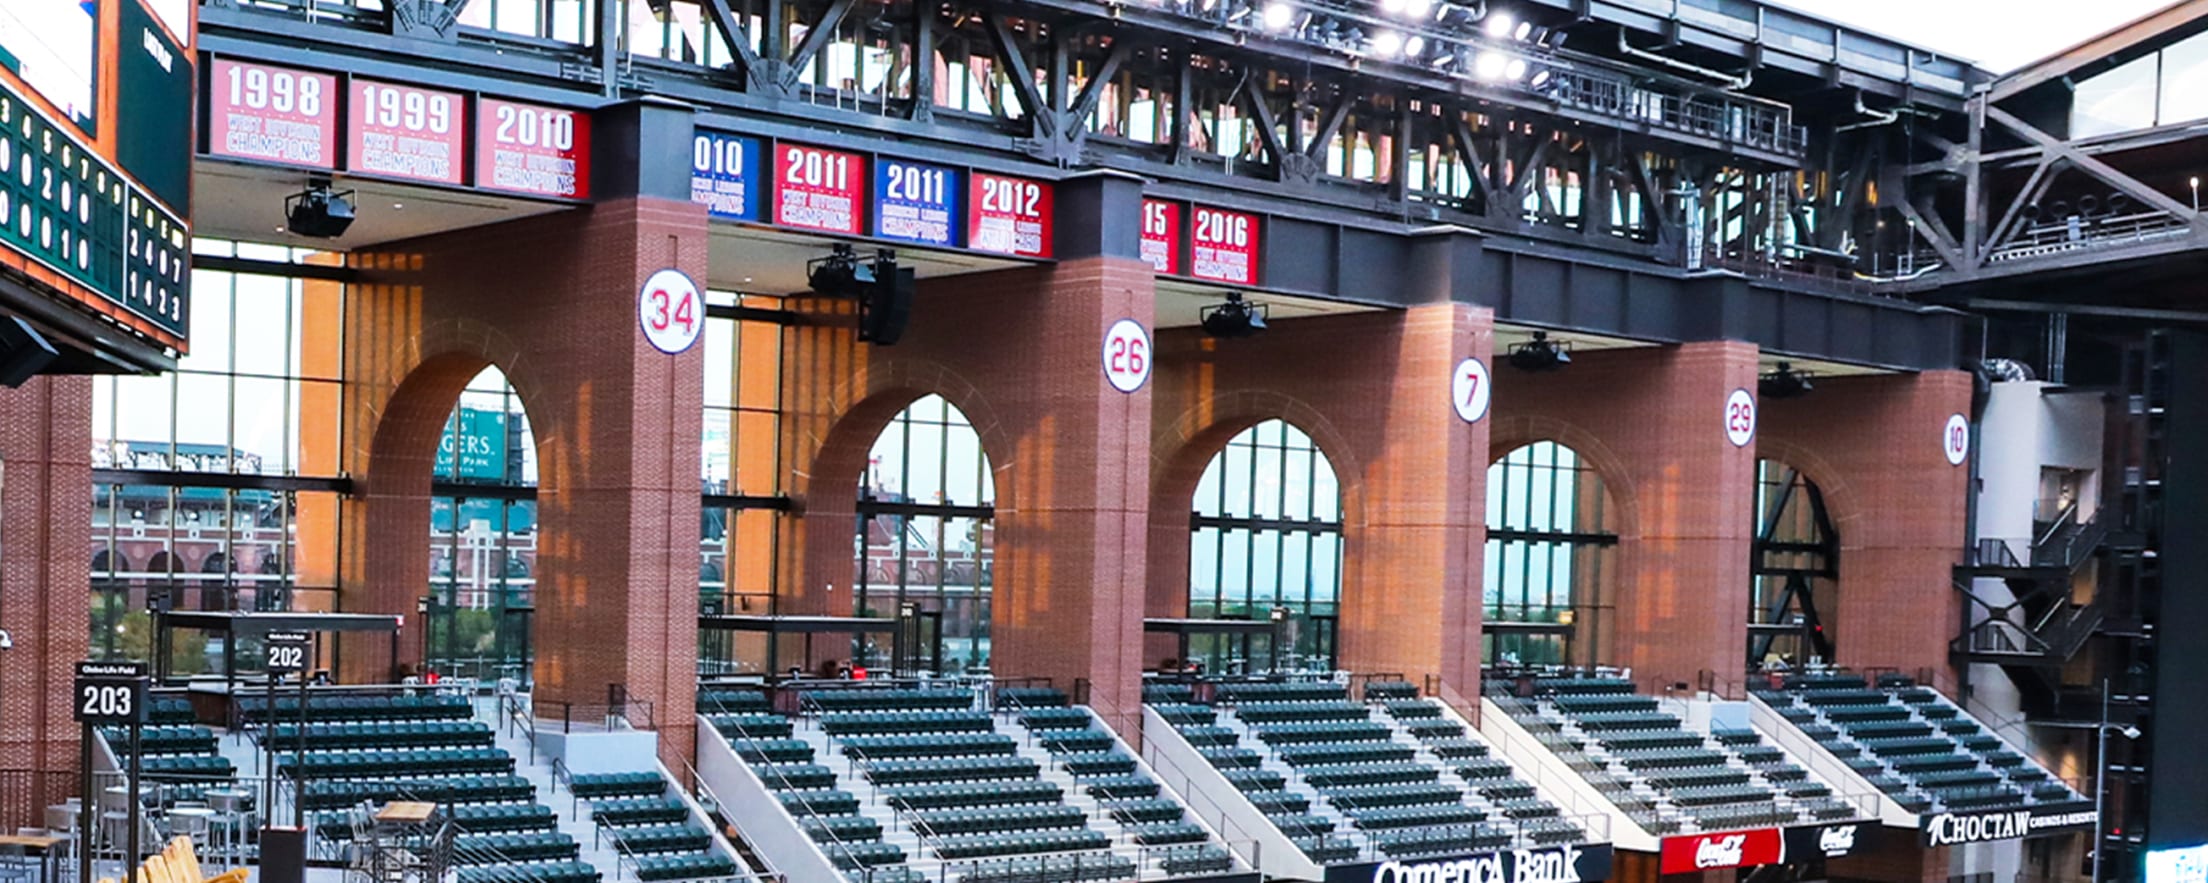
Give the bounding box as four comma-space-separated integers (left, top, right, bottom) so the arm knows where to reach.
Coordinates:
1474, 51, 1508, 80
1370, 30, 1403, 55
1483, 11, 1513, 37
1262, 1, 1295, 30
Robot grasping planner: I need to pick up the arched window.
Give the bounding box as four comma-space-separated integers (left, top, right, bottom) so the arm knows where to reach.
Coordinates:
1187, 419, 1344, 674
425, 365, 538, 683
1750, 460, 1837, 669
1485, 442, 1618, 667
855, 395, 995, 675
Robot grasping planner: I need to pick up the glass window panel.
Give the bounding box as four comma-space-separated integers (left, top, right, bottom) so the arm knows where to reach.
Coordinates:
2074, 54, 2159, 138
178, 271, 232, 374
230, 376, 290, 474
2163, 33, 2208, 125
231, 273, 294, 377
172, 374, 231, 464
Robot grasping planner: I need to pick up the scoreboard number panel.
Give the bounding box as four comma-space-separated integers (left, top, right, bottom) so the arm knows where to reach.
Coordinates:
345, 78, 465, 185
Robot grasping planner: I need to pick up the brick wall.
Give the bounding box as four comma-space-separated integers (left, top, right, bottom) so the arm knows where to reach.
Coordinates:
0, 376, 91, 780
1145, 305, 1495, 692
344, 198, 707, 766
1490, 342, 1763, 694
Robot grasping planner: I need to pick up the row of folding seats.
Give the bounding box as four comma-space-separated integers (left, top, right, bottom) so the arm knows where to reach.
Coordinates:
1799, 689, 1891, 707
1233, 701, 1369, 724
827, 842, 910, 872
884, 780, 1062, 810
1276, 740, 1418, 767
1690, 802, 1796, 830
955, 853, 1134, 883
910, 805, 1087, 836
750, 763, 838, 791
1382, 699, 1442, 719
1423, 737, 1489, 759
1215, 682, 1349, 704
802, 688, 973, 713
1642, 767, 1750, 790
694, 688, 770, 714
1609, 747, 1729, 771
1128, 820, 1208, 845
1319, 782, 1464, 810
148, 697, 197, 725
1018, 708, 1093, 730
995, 687, 1069, 708
1362, 682, 1420, 701
1059, 753, 1136, 778
1860, 735, 1960, 758
841, 733, 1015, 759
778, 789, 861, 816
1251, 721, 1393, 745
569, 771, 666, 800
863, 756, 1038, 785
455, 860, 599, 883
1667, 784, 1770, 807
1343, 803, 1486, 830
631, 853, 739, 880
608, 824, 714, 854
1147, 704, 1215, 726
1567, 711, 1683, 732
238, 694, 472, 723
1141, 683, 1195, 704
135, 756, 235, 781
452, 833, 580, 864
589, 797, 690, 827
706, 713, 792, 738
1596, 729, 1703, 751
1824, 705, 1912, 723
1300, 762, 1436, 788
1157, 845, 1237, 875
279, 748, 513, 779
1534, 677, 1634, 696
1370, 823, 1512, 858
1552, 693, 1659, 714
263, 721, 493, 750
822, 710, 994, 736
728, 738, 813, 763
932, 829, 1109, 860
102, 726, 216, 755
301, 775, 532, 811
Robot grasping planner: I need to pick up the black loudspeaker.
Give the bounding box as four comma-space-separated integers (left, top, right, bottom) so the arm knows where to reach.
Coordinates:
0, 316, 57, 387
860, 260, 915, 345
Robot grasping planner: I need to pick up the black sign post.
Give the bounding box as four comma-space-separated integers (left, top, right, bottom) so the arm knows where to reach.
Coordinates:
75, 661, 148, 883
265, 630, 313, 828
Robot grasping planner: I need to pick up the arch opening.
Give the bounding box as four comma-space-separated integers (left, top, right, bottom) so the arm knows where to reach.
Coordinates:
852, 394, 996, 677
1484, 441, 1619, 668
1184, 419, 1344, 675
421, 365, 540, 684
1749, 459, 1838, 670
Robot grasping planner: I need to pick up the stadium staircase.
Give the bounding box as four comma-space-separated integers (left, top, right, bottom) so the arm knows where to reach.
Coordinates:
1747, 671, 2092, 825
1138, 679, 1604, 880
694, 683, 1247, 883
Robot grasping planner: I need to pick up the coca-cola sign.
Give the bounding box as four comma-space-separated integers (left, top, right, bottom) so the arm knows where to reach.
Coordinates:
1783, 821, 1878, 862
1659, 828, 1785, 874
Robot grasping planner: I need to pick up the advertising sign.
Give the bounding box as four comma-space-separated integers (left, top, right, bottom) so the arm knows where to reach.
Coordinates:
2147, 844, 2208, 883
1321, 843, 1614, 883
1190, 205, 1259, 284
1141, 198, 1180, 274
1659, 828, 1785, 874
774, 143, 864, 235
1920, 805, 2099, 847
206, 59, 338, 170
968, 172, 1053, 257
690, 131, 763, 222
875, 158, 957, 247
476, 98, 589, 199
345, 78, 465, 185
437, 407, 509, 482
1782, 821, 1877, 862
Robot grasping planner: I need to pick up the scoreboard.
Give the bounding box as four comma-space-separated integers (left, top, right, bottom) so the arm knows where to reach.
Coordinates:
0, 0, 194, 356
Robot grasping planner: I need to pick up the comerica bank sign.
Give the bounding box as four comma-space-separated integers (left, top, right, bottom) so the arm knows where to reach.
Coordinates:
1326, 844, 1615, 883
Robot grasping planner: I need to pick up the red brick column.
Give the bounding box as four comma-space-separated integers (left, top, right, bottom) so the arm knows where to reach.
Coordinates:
343, 197, 707, 766
1490, 342, 1761, 694
779, 258, 1155, 731
1760, 371, 1972, 683
1146, 305, 1494, 692
0, 376, 92, 798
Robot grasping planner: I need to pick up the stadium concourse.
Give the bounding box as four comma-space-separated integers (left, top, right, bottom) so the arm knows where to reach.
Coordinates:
4, 0, 2208, 881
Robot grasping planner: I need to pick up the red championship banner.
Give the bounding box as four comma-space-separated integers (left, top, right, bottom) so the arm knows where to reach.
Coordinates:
206, 59, 338, 170
1141, 198, 1180, 274
1659, 829, 1785, 874
1190, 205, 1259, 285
345, 78, 465, 185
774, 143, 865, 235
968, 173, 1053, 258
476, 98, 590, 199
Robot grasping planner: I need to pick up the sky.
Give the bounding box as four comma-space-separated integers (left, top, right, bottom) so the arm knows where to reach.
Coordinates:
1778, 0, 2178, 72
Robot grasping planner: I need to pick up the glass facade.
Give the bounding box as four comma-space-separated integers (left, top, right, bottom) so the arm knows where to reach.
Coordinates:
1484, 441, 1616, 667
853, 395, 995, 676
1186, 419, 1343, 674
698, 293, 789, 676
1748, 459, 1836, 668
422, 367, 537, 683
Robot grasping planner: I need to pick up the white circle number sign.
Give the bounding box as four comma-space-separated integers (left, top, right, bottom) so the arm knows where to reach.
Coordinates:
638, 268, 703, 355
